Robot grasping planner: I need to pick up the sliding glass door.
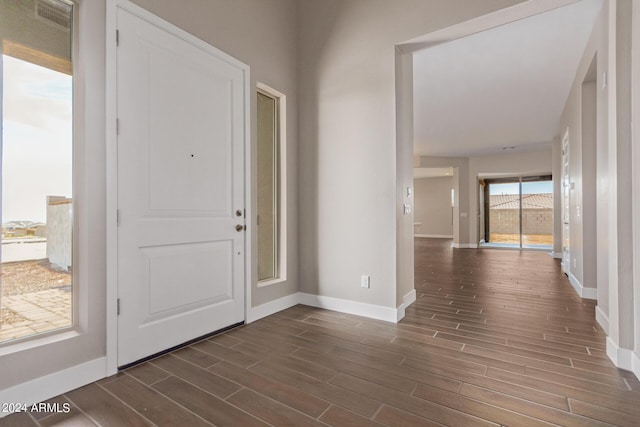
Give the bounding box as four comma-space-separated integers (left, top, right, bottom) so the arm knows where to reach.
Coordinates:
484, 176, 552, 250
488, 181, 521, 246
521, 178, 553, 249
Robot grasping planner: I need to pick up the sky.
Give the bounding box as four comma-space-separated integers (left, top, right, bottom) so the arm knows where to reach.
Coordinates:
489, 181, 553, 195
2, 55, 73, 223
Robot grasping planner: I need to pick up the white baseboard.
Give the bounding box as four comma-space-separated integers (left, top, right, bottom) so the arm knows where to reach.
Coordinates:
452, 242, 478, 249
414, 234, 453, 239
404, 289, 417, 306
567, 272, 580, 295
606, 337, 634, 372
246, 292, 300, 323
248, 292, 406, 324
633, 351, 640, 382
298, 293, 399, 323
550, 251, 563, 259
567, 272, 597, 300
396, 289, 417, 321
595, 305, 609, 334
0, 357, 106, 418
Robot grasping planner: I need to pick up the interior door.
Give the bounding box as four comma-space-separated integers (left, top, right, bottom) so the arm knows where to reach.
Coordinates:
116, 8, 247, 366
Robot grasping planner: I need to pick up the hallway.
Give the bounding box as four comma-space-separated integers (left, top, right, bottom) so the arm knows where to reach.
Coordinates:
410, 238, 640, 425
2, 239, 639, 426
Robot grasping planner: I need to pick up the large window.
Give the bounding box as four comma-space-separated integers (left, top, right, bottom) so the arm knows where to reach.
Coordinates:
0, 0, 74, 344
257, 85, 285, 284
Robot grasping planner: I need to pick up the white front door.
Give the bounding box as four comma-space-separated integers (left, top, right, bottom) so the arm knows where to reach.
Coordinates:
116, 8, 247, 366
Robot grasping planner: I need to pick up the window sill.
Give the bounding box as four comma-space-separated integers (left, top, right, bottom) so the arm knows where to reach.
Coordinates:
257, 277, 287, 288
0, 329, 80, 357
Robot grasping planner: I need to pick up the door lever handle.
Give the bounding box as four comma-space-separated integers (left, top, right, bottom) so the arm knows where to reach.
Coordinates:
236, 224, 245, 232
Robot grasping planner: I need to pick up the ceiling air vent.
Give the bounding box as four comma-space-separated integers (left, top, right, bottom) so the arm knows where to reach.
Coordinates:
35, 0, 72, 30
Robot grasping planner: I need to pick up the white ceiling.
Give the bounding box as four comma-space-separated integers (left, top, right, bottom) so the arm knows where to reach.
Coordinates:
414, 167, 453, 179
413, 0, 603, 157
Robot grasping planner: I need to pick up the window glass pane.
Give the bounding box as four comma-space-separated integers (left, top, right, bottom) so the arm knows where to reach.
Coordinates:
488, 182, 520, 246
257, 91, 278, 281
1, 0, 73, 344
521, 180, 553, 249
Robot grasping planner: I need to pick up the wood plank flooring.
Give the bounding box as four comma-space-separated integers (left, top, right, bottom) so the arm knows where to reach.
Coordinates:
2, 237, 639, 426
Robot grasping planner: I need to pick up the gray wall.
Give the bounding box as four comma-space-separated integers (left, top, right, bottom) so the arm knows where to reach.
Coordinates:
558, 1, 608, 304
131, 0, 300, 308
417, 157, 469, 246
613, 0, 635, 353
556, 0, 638, 365
413, 176, 453, 237
633, 0, 640, 382
297, 0, 522, 309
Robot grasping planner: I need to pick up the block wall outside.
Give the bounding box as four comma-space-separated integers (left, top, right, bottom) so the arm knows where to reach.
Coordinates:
489, 209, 553, 235
46, 196, 72, 270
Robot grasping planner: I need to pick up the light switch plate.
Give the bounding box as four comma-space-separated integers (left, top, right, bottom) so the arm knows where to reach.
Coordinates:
361, 275, 370, 288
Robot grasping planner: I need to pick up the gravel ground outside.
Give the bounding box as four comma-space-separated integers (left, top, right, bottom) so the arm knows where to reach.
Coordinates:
1, 259, 71, 297
1, 259, 71, 332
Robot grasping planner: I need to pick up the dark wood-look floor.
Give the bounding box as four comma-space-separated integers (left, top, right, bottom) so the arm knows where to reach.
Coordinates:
3, 238, 640, 426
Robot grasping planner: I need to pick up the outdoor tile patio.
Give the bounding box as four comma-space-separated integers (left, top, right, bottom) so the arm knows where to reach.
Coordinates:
0, 288, 72, 342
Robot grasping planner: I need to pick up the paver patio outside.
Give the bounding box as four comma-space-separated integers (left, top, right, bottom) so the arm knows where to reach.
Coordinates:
0, 288, 72, 342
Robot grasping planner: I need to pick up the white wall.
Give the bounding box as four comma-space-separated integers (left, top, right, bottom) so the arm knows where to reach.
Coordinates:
468, 149, 553, 244
131, 0, 300, 308
414, 176, 453, 237
298, 0, 523, 310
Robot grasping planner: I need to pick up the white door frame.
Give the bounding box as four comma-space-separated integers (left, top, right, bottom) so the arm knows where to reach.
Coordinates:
631, 0, 640, 378
561, 128, 571, 274
105, 0, 251, 375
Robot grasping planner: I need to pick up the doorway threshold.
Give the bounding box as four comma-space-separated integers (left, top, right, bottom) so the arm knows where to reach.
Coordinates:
479, 242, 552, 253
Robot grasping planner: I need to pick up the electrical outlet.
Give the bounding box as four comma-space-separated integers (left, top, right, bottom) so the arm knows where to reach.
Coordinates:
361, 275, 370, 288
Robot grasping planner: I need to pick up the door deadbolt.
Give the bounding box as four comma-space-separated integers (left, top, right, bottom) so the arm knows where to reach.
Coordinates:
236, 224, 245, 232
236, 210, 243, 217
